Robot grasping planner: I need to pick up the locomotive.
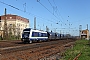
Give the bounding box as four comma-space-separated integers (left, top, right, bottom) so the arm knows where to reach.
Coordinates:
21, 28, 69, 43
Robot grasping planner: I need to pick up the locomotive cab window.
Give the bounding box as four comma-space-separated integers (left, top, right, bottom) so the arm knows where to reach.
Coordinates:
32, 32, 39, 37
23, 28, 31, 34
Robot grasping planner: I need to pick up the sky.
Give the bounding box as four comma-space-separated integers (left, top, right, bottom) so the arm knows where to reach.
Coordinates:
0, 0, 90, 36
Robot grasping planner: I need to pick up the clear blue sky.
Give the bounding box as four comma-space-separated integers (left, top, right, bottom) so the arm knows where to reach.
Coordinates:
0, 0, 90, 36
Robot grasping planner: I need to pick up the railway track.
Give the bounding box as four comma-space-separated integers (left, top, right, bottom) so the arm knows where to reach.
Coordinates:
0, 39, 75, 60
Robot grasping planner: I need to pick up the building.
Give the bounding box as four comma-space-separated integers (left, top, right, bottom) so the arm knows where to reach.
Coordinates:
80, 29, 89, 40
0, 14, 29, 38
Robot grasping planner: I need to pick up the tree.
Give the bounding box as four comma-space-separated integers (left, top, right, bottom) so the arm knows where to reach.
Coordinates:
8, 24, 17, 40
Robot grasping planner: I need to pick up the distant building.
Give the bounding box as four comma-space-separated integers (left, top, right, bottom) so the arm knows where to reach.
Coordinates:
0, 14, 29, 38
80, 29, 89, 40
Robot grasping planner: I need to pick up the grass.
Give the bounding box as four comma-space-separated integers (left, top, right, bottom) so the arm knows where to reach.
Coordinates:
63, 39, 90, 60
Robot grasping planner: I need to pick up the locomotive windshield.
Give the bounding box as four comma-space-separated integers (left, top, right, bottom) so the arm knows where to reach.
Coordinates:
22, 28, 31, 38
23, 28, 31, 34
23, 28, 31, 31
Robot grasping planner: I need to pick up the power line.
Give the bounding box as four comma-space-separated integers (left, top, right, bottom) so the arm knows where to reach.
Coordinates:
53, 0, 73, 27
53, 0, 62, 22
48, 0, 55, 16
48, 0, 53, 8
48, 0, 64, 24
0, 0, 59, 27
37, 1, 53, 15
0, 0, 73, 32
37, 0, 60, 22
48, 0, 67, 27
0, 1, 49, 21
0, 1, 23, 12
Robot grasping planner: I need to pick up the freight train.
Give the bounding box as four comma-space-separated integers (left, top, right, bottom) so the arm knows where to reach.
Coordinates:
21, 28, 71, 43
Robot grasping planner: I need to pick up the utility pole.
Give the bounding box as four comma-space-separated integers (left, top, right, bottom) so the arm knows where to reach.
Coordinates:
46, 26, 47, 31
3, 8, 8, 40
46, 26, 49, 32
0, 18, 1, 30
79, 25, 82, 39
86, 24, 89, 40
34, 17, 36, 30
60, 30, 61, 34
87, 24, 88, 30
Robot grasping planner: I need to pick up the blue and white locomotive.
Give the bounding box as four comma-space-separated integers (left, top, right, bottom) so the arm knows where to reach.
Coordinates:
21, 28, 71, 43
21, 28, 48, 43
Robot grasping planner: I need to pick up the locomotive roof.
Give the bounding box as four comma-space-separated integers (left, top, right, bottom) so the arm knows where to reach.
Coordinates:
23, 28, 31, 31
23, 28, 47, 33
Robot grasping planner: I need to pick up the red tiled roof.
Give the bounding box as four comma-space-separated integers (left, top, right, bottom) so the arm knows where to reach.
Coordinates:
0, 14, 29, 23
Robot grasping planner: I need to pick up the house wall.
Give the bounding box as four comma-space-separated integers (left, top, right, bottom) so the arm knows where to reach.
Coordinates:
0, 14, 30, 38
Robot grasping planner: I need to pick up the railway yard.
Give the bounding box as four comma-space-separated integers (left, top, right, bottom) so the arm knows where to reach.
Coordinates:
0, 0, 90, 60
0, 39, 75, 60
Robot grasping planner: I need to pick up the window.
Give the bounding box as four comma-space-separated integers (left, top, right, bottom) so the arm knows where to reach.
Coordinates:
41, 33, 47, 37
23, 32, 30, 35
32, 32, 39, 37
10, 24, 12, 25
19, 28, 20, 30
19, 24, 20, 26
17, 24, 18, 26
9, 24, 12, 27
10, 17, 12, 19
23, 28, 31, 31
